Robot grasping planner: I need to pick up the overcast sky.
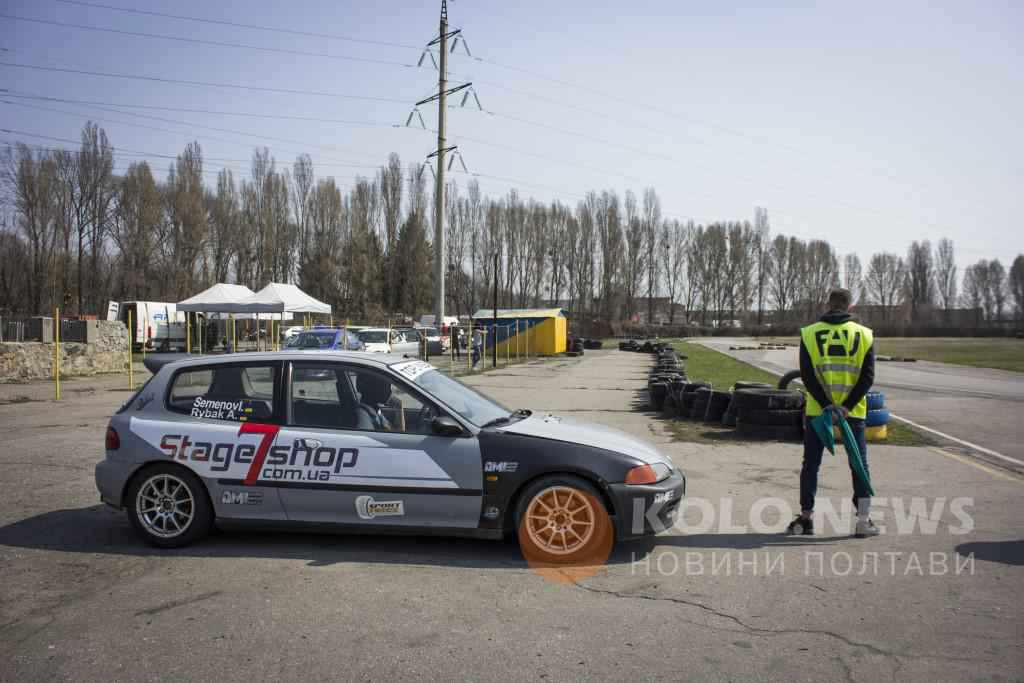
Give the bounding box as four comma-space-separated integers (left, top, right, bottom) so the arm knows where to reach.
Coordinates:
3, 0, 1021, 268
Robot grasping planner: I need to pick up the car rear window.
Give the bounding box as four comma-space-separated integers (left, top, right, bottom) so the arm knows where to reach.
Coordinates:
167, 364, 279, 422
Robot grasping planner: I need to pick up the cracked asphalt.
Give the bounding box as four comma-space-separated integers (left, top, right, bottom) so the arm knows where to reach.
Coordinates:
1, 350, 1021, 681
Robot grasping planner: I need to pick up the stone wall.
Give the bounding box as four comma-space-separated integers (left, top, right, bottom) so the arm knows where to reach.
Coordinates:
0, 321, 129, 382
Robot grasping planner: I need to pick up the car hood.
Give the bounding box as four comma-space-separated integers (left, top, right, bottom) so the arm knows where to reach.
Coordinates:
496, 413, 672, 468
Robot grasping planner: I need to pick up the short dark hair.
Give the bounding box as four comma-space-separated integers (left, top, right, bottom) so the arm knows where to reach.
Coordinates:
827, 287, 853, 310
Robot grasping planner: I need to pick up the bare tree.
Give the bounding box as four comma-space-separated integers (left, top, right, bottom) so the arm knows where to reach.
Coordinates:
961, 263, 984, 326
864, 252, 905, 319
642, 188, 661, 324
622, 190, 645, 319
753, 207, 770, 325
1009, 254, 1024, 321
843, 253, 862, 302
905, 240, 934, 321
660, 219, 689, 324
112, 162, 163, 299
767, 235, 804, 322
934, 238, 957, 320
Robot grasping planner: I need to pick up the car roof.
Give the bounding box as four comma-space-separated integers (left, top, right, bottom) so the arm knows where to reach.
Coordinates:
152, 350, 422, 373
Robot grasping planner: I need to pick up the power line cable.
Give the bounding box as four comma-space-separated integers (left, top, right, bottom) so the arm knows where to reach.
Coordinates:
0, 13, 419, 69
53, 0, 427, 52
0, 61, 409, 104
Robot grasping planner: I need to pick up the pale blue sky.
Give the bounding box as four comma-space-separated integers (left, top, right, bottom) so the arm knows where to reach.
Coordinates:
2, 0, 1021, 268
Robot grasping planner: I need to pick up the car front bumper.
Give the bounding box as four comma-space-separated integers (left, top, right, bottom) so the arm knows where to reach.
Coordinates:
608, 468, 685, 540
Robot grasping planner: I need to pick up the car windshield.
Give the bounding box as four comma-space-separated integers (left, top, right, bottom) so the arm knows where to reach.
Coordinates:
293, 331, 335, 349
412, 368, 510, 427
358, 330, 388, 343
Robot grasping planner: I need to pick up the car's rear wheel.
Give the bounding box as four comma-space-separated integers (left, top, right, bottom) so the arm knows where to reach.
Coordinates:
516, 475, 614, 568
127, 464, 212, 548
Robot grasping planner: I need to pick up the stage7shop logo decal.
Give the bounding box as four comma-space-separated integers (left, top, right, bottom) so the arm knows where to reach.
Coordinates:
157, 422, 359, 485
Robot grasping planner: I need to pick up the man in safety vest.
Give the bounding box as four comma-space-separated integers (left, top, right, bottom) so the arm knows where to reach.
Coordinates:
786, 287, 879, 538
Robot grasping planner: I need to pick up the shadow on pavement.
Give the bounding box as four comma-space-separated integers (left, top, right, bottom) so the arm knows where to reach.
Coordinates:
0, 504, 655, 569
954, 539, 1024, 566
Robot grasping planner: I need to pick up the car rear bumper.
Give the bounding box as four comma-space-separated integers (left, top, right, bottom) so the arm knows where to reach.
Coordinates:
95, 458, 139, 509
608, 469, 685, 540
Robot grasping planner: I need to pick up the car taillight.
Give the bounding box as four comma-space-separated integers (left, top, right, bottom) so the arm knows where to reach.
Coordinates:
106, 427, 120, 450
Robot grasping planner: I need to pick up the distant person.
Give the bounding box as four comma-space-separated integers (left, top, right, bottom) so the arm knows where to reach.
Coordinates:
472, 326, 484, 369
787, 287, 879, 538
452, 327, 462, 359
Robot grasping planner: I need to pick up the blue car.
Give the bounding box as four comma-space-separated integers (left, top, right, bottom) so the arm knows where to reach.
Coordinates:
288, 328, 365, 351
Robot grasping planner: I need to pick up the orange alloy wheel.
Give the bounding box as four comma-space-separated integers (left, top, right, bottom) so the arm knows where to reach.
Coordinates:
517, 477, 614, 577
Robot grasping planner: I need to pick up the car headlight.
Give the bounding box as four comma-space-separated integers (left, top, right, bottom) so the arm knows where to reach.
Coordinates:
625, 462, 671, 485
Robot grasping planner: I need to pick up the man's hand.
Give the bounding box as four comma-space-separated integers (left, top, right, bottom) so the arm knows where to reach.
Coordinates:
831, 405, 850, 424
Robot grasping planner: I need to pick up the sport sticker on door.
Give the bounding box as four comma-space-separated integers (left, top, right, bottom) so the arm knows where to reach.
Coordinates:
355, 495, 404, 519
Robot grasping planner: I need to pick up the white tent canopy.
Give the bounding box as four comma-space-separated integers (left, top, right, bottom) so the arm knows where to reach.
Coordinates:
177, 283, 256, 312
226, 282, 332, 315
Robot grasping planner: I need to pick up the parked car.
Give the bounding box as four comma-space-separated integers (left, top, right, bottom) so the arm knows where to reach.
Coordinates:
96, 352, 685, 566
417, 326, 445, 355
287, 328, 364, 351
356, 328, 418, 354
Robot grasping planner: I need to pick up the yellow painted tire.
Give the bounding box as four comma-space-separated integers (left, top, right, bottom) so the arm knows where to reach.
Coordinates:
865, 425, 888, 442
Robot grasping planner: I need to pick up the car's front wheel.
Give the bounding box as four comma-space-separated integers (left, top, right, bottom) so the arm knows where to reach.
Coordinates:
516, 475, 614, 568
126, 465, 213, 548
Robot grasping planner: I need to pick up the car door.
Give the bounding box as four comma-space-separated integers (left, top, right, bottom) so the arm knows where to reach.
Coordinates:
390, 330, 419, 355
276, 360, 482, 528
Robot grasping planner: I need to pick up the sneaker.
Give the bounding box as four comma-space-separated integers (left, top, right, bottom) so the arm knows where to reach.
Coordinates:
786, 515, 814, 535
854, 519, 880, 538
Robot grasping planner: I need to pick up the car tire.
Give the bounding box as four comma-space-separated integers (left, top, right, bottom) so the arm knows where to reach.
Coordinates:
866, 408, 891, 427
733, 381, 773, 392
126, 464, 213, 548
736, 421, 804, 441
703, 391, 732, 423
866, 391, 885, 411
733, 389, 805, 411
777, 369, 802, 390
738, 408, 804, 426
516, 475, 614, 568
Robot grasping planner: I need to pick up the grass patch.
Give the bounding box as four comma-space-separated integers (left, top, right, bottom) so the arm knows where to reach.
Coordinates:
755, 335, 1024, 373
671, 341, 779, 389
668, 340, 933, 447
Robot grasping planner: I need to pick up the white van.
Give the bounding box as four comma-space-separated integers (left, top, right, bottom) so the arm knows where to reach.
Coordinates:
121, 301, 187, 351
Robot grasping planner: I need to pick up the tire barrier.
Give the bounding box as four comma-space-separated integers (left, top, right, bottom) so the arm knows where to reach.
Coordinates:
732, 381, 773, 392
649, 381, 668, 411
866, 391, 885, 411
732, 388, 805, 412
679, 382, 710, 419
738, 408, 804, 427
866, 408, 890, 428
866, 425, 888, 441
777, 369, 802, 390
703, 390, 732, 423
582, 339, 603, 350
689, 387, 712, 419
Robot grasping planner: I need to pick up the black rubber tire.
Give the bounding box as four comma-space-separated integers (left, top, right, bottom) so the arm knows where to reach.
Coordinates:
682, 381, 711, 394
689, 388, 712, 419
126, 463, 214, 548
722, 409, 738, 427
515, 474, 614, 567
649, 382, 668, 410
679, 392, 697, 417
777, 369, 802, 390
736, 421, 804, 441
733, 381, 773, 392
732, 389, 805, 411
662, 394, 678, 418
703, 391, 732, 423
738, 408, 804, 426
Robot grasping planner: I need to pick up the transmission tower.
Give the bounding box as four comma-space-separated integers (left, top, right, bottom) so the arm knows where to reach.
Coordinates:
407, 0, 479, 325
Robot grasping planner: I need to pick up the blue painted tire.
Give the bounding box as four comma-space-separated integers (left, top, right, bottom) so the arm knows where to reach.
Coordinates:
866, 408, 890, 427
866, 391, 885, 411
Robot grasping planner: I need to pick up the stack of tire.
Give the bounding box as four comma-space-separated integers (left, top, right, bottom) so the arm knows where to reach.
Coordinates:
720, 382, 773, 427
647, 348, 686, 412
582, 339, 603, 350
618, 339, 640, 352
732, 388, 806, 441
863, 391, 890, 442
566, 337, 586, 357
677, 383, 710, 418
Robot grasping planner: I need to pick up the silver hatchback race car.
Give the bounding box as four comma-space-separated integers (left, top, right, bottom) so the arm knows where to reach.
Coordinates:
96, 352, 684, 565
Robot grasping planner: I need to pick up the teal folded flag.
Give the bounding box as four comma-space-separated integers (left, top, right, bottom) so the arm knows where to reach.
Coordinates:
810, 408, 875, 497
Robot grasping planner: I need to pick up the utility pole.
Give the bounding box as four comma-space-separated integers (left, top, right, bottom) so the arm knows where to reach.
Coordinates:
409, 1, 479, 328
433, 0, 449, 329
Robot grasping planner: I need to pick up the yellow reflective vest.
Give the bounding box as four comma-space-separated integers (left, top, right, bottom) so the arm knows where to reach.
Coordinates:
800, 320, 874, 419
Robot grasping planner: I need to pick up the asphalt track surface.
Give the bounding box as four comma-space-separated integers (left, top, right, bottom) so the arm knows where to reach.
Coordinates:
696, 338, 1024, 471
0, 352, 1021, 681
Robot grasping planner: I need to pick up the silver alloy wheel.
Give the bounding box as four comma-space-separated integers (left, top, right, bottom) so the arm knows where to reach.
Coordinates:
135, 473, 195, 539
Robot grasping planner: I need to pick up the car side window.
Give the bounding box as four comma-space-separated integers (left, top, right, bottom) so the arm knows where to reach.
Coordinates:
344, 367, 439, 435
167, 364, 278, 421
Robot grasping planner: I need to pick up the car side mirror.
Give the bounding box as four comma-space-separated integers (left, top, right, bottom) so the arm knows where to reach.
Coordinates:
431, 415, 464, 437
